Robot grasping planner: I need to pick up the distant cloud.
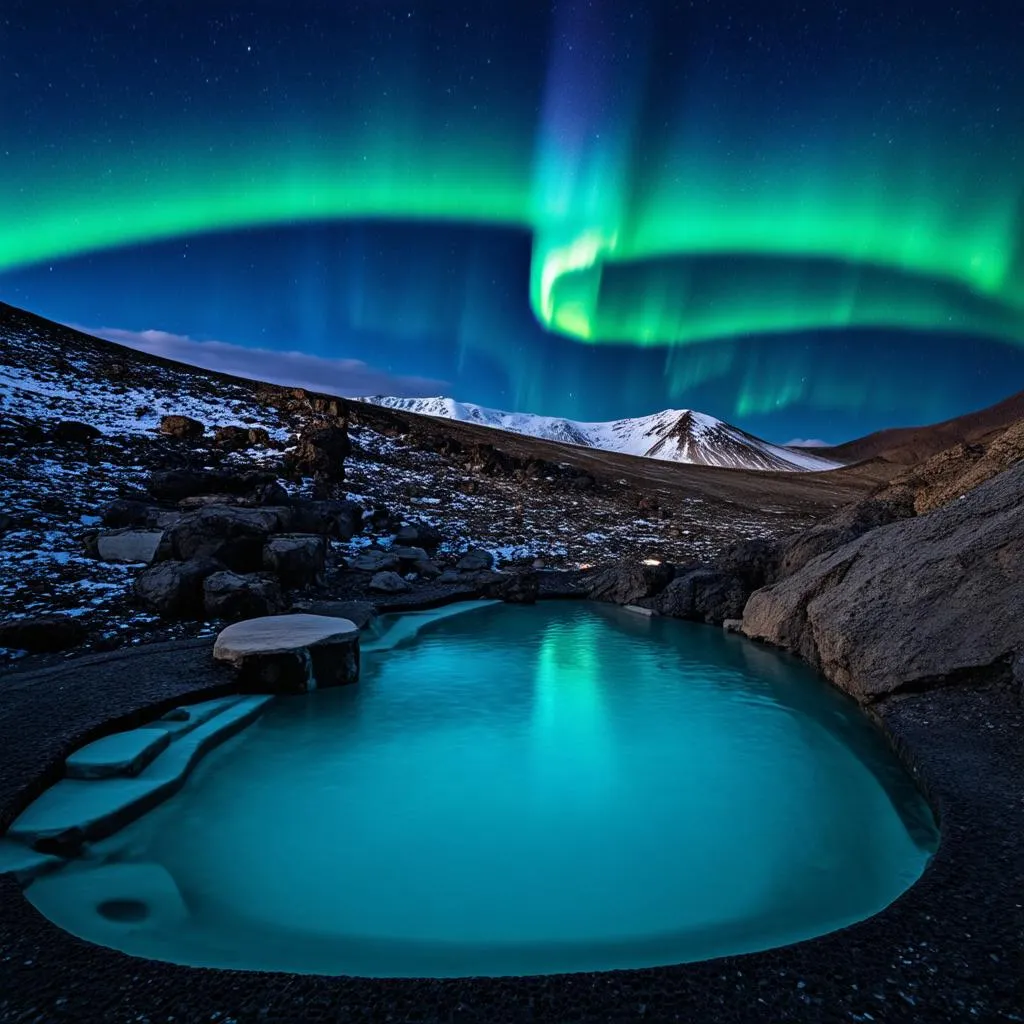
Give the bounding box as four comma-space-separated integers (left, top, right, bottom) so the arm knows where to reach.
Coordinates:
785, 437, 830, 448
67, 324, 450, 399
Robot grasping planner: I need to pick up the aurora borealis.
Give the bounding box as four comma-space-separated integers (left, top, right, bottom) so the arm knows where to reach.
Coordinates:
2, 0, 1023, 440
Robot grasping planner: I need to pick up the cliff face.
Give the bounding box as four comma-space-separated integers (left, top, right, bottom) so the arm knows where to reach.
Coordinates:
742, 459, 1024, 703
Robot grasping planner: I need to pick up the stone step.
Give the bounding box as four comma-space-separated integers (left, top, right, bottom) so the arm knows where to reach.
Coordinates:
8, 696, 273, 847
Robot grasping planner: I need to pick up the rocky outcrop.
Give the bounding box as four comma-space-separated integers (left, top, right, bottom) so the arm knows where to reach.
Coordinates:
262, 534, 326, 588
285, 422, 351, 488
776, 492, 916, 579
586, 559, 674, 605
348, 549, 400, 572
742, 460, 1024, 702
168, 506, 282, 573
873, 419, 1024, 515
203, 571, 284, 622
159, 415, 205, 439
651, 569, 748, 624
133, 557, 224, 619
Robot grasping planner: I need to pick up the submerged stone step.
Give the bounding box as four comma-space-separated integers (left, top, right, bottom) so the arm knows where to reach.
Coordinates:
66, 728, 171, 780
0, 839, 64, 883
140, 696, 245, 738
8, 696, 273, 848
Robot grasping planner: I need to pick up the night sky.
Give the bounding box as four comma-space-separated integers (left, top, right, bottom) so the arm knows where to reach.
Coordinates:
2, 1, 1023, 443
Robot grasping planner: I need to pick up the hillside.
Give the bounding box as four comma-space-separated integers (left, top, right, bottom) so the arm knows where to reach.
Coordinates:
363, 396, 839, 472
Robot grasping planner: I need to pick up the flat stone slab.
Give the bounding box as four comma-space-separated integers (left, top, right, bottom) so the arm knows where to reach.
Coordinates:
66, 728, 171, 780
8, 696, 272, 847
97, 530, 165, 564
213, 614, 360, 693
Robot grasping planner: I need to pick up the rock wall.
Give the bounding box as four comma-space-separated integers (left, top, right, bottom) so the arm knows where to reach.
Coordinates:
742, 460, 1024, 702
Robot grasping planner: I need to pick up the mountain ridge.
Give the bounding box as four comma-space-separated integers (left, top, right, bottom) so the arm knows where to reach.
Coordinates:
360, 395, 840, 473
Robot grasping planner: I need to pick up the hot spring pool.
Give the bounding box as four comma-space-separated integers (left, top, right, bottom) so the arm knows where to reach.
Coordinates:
25, 601, 937, 977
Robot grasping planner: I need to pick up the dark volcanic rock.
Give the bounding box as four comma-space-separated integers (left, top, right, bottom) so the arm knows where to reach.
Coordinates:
482, 570, 540, 604
148, 468, 277, 501
413, 559, 442, 580
778, 492, 916, 578
285, 422, 351, 485
368, 570, 413, 594
213, 424, 271, 451
348, 549, 400, 572
586, 558, 674, 604
168, 506, 282, 572
456, 547, 495, 572
652, 569, 748, 624
716, 536, 784, 591
49, 420, 100, 444
100, 498, 155, 529
159, 414, 205, 439
394, 521, 443, 550
262, 534, 326, 588
133, 557, 224, 619
284, 499, 362, 539
203, 571, 283, 622
743, 460, 1024, 702
0, 615, 86, 653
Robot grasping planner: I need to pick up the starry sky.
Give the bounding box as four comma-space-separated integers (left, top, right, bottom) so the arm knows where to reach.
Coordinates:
2, 0, 1023, 443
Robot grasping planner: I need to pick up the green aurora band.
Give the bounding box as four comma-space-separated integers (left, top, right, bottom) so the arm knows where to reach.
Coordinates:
2, 3, 1023, 354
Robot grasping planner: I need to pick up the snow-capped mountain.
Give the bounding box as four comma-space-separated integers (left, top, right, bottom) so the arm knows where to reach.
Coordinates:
359, 396, 840, 472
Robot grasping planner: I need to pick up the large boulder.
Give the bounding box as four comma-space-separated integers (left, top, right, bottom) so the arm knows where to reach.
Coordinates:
742, 460, 1024, 703
778, 493, 916, 579
456, 548, 494, 572
213, 613, 360, 693
263, 534, 326, 588
347, 549, 400, 572
203, 571, 284, 622
100, 498, 155, 529
168, 506, 282, 572
394, 522, 443, 550
284, 499, 362, 540
133, 556, 224, 619
586, 558, 674, 604
651, 569, 748, 624
0, 615, 86, 653
49, 421, 101, 444
368, 571, 413, 594
159, 415, 205, 439
285, 422, 351, 485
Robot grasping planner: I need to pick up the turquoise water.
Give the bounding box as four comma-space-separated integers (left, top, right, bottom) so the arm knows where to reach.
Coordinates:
27, 602, 937, 977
